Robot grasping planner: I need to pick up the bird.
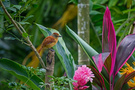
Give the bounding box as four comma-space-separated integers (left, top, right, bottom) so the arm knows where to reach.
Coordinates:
38, 33, 61, 53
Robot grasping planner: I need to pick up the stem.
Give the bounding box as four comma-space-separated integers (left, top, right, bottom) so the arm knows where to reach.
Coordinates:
109, 76, 112, 90
0, 0, 46, 69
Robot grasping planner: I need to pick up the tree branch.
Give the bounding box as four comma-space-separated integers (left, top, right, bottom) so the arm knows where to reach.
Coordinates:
45, 49, 55, 90
0, 0, 46, 69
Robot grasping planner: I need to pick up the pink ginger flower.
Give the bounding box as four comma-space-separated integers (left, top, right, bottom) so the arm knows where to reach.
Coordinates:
72, 65, 95, 90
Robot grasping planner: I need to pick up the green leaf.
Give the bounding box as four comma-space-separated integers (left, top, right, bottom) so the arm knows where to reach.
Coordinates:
123, 8, 135, 14
92, 4, 106, 10
90, 10, 102, 15
22, 15, 34, 22
108, 0, 119, 7
66, 25, 98, 62
7, 7, 16, 12
18, 22, 30, 25
36, 23, 75, 79
22, 32, 28, 38
13, 5, 22, 10
0, 58, 44, 90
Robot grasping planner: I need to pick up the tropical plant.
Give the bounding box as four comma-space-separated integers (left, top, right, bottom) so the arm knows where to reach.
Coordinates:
66, 6, 135, 90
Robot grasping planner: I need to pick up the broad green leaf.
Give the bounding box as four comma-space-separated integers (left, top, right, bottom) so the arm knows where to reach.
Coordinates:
66, 25, 98, 61
0, 58, 44, 90
36, 23, 75, 79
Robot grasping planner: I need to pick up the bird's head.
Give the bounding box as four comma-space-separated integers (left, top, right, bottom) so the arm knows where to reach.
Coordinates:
52, 33, 61, 38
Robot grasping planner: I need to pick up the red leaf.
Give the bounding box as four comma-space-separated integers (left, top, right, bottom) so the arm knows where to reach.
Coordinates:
113, 73, 126, 90
102, 7, 117, 76
114, 34, 135, 75
92, 52, 110, 73
89, 66, 107, 90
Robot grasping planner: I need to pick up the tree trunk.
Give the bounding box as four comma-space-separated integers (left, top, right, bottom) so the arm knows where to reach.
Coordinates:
78, 0, 90, 65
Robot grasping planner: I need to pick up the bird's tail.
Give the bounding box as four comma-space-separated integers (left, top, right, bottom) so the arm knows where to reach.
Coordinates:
38, 46, 47, 53
38, 47, 42, 53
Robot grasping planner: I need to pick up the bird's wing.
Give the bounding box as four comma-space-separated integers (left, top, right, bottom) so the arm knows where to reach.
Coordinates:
42, 36, 56, 46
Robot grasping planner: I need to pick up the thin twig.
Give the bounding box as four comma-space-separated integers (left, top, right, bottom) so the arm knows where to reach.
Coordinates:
0, 0, 46, 69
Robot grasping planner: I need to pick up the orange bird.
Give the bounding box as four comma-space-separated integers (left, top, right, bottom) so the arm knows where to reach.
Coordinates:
38, 33, 61, 53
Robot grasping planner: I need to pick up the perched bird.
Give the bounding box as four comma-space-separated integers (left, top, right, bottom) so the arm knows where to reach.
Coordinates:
38, 33, 61, 53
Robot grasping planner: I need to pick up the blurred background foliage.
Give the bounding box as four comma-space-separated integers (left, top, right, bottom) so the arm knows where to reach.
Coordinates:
0, 0, 135, 89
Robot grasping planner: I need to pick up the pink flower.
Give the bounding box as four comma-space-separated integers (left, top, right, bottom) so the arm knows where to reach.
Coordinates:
73, 65, 94, 90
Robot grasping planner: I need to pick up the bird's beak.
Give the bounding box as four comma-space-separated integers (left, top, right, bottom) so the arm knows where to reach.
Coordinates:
58, 36, 62, 37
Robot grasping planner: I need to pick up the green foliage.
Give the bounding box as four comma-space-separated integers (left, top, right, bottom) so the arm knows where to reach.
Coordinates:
40, 76, 75, 90
1, 80, 32, 90
0, 58, 44, 90
22, 32, 28, 38
69, 0, 78, 4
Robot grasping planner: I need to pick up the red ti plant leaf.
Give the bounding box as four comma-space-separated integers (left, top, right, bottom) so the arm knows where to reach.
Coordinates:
114, 71, 135, 90
104, 53, 112, 74
89, 66, 107, 90
92, 52, 110, 73
102, 7, 117, 76
124, 71, 135, 84
114, 34, 135, 75
113, 73, 126, 90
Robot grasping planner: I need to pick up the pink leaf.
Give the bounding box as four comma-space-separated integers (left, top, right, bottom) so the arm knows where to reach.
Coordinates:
92, 52, 110, 73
